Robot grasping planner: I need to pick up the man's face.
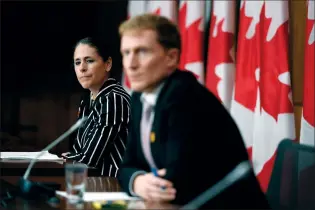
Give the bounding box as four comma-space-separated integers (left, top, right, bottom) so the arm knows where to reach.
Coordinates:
120, 29, 178, 92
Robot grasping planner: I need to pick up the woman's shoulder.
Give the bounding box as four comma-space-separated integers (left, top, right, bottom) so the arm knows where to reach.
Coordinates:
97, 80, 130, 101
97, 90, 131, 106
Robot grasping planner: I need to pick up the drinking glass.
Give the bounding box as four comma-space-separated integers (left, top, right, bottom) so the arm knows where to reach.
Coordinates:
65, 163, 87, 207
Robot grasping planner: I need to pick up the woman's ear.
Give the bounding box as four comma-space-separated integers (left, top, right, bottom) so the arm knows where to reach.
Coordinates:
106, 57, 112, 72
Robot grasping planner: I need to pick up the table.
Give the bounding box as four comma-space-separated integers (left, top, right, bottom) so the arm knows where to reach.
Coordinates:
1, 176, 178, 209
0, 159, 101, 177
0, 160, 179, 209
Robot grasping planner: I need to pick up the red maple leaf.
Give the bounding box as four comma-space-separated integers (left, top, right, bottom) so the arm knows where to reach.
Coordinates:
178, 2, 202, 80
233, 3, 260, 112
260, 4, 293, 121
184, 17, 203, 64
303, 17, 315, 126
233, 1, 261, 168
206, 13, 235, 101
234, 2, 294, 193
152, 8, 161, 16
256, 152, 276, 192
257, 3, 293, 193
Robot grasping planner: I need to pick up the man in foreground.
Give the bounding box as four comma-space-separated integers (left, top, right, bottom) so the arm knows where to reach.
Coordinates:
118, 14, 270, 209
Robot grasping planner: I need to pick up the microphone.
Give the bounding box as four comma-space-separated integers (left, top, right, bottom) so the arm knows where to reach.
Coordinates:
180, 161, 251, 210
18, 117, 88, 200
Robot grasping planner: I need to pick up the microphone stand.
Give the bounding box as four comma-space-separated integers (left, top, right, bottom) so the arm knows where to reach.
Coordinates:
180, 161, 251, 210
17, 117, 87, 200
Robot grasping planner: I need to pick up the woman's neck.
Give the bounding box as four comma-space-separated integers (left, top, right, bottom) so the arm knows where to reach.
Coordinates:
90, 78, 108, 99
90, 90, 98, 100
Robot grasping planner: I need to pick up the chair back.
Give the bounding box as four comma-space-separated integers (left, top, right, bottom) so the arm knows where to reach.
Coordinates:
266, 139, 315, 210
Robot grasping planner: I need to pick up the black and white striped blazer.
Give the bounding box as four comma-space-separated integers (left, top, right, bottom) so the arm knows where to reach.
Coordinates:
65, 78, 131, 177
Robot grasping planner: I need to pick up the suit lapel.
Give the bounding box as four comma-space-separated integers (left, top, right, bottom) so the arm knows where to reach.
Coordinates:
150, 79, 176, 168
134, 94, 142, 147
150, 70, 193, 168
131, 93, 149, 167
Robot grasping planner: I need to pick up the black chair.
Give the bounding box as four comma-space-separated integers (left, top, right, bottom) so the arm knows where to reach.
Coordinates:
266, 139, 315, 210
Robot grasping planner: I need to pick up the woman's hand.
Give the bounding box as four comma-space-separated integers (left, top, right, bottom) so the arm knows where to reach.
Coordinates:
61, 152, 70, 161
133, 169, 176, 202
61, 152, 70, 157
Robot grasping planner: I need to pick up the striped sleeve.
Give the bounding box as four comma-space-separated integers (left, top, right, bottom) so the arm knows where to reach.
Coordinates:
69, 98, 85, 153
67, 92, 129, 168
107, 90, 130, 176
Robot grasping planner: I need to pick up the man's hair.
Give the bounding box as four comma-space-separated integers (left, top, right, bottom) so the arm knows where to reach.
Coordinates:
119, 14, 181, 54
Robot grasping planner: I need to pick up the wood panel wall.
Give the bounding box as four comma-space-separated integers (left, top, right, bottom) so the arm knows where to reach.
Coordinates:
289, 0, 308, 139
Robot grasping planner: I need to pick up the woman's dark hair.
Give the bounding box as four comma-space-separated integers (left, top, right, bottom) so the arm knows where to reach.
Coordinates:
74, 37, 111, 61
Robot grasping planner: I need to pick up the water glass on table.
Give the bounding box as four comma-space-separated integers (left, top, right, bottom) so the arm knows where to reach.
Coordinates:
65, 163, 87, 206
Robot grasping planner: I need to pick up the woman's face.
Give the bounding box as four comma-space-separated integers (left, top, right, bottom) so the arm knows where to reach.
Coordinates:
73, 43, 112, 91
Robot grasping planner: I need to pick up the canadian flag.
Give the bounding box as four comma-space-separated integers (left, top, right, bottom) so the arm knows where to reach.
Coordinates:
146, 0, 177, 22
300, 0, 315, 146
205, 0, 236, 110
127, 0, 147, 18
230, 0, 295, 192
178, 0, 205, 84
122, 1, 147, 94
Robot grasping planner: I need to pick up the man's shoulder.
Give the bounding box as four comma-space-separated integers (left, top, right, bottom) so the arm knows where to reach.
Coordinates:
129, 92, 142, 108
162, 70, 216, 102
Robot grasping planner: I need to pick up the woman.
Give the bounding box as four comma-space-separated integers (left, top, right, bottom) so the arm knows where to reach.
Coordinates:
62, 37, 131, 177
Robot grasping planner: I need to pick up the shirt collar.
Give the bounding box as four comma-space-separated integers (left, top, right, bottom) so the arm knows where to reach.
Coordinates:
90, 78, 116, 100
140, 82, 165, 107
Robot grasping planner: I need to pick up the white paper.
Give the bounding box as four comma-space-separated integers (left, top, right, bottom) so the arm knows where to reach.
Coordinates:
55, 191, 141, 201
0, 151, 63, 160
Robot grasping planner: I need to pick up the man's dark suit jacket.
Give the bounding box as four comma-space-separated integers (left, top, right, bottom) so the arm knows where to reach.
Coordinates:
118, 70, 270, 209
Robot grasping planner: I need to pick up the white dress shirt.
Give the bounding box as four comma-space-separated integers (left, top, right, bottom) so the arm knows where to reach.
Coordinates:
128, 82, 165, 196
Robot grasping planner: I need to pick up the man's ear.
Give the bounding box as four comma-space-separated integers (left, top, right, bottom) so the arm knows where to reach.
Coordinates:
166, 48, 180, 68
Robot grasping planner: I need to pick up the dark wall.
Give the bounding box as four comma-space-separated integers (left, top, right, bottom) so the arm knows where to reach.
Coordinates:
1, 0, 127, 95
0, 1, 128, 152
